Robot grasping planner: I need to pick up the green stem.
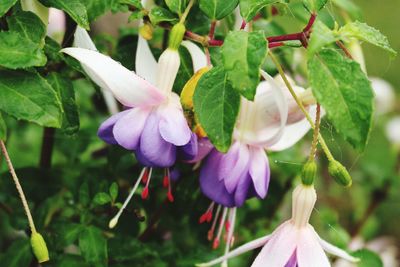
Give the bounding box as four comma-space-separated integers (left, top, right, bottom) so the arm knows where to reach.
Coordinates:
0, 141, 37, 234
180, 0, 195, 24
309, 104, 321, 161
269, 51, 334, 162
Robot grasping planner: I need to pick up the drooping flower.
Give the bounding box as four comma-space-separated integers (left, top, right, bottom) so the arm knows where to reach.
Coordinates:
63, 22, 206, 227
197, 184, 359, 267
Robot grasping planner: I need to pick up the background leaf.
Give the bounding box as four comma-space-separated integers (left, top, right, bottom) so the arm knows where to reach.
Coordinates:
39, 0, 90, 29
0, 0, 17, 17
0, 70, 63, 128
47, 73, 80, 135
302, 0, 328, 12
0, 239, 33, 267
0, 112, 6, 141
149, 6, 178, 24
340, 21, 397, 56
7, 11, 46, 46
0, 32, 46, 69
308, 49, 374, 151
199, 0, 239, 20
193, 67, 240, 152
352, 249, 383, 267
165, 0, 189, 15
239, 0, 283, 22
222, 30, 267, 100
79, 226, 108, 265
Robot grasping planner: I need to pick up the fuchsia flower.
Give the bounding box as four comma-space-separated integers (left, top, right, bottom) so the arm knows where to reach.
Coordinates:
198, 184, 359, 267
62, 25, 206, 228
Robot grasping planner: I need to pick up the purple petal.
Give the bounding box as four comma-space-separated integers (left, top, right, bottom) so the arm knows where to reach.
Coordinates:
199, 150, 235, 207
98, 110, 131, 144
187, 137, 214, 163
178, 132, 198, 161
248, 147, 270, 199
139, 112, 177, 167
233, 172, 252, 207
113, 107, 150, 150
285, 250, 298, 267
158, 97, 191, 146
220, 143, 251, 193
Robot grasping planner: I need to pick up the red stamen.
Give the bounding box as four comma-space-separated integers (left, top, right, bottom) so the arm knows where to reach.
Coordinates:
141, 187, 149, 199
207, 230, 214, 241
199, 210, 213, 224
225, 221, 231, 232
163, 175, 169, 187
141, 168, 149, 184
167, 191, 174, 202
212, 238, 220, 249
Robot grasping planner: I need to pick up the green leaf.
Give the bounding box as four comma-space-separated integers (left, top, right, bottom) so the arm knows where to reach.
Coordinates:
308, 49, 374, 151
199, 0, 239, 20
193, 66, 240, 152
352, 249, 383, 267
0, 0, 18, 17
0, 113, 6, 141
92, 192, 112, 205
47, 73, 80, 135
239, 0, 283, 22
0, 239, 33, 267
303, 0, 327, 12
81, 0, 113, 21
165, 0, 188, 15
39, 0, 90, 29
79, 226, 108, 264
308, 20, 339, 56
149, 6, 178, 25
109, 182, 119, 202
222, 30, 267, 100
0, 70, 63, 128
7, 11, 46, 46
339, 21, 397, 56
0, 32, 47, 69
332, 0, 362, 20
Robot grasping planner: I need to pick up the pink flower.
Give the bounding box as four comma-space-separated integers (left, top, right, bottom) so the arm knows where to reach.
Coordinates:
198, 184, 359, 267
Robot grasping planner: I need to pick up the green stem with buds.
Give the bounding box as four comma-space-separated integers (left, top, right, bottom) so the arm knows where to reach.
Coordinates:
269, 51, 334, 162
180, 0, 195, 24
0, 140, 37, 234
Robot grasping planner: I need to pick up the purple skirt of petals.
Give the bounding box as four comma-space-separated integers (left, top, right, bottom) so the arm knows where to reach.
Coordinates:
97, 105, 197, 168
199, 143, 270, 207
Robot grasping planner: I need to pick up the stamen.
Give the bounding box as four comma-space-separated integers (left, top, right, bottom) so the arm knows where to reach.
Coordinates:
141, 168, 149, 184
213, 207, 228, 249
199, 202, 215, 224
141, 168, 153, 200
222, 208, 237, 267
163, 169, 169, 188
208, 205, 221, 241
165, 169, 174, 202
109, 168, 147, 229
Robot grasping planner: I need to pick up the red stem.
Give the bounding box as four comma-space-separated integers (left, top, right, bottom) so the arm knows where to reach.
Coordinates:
240, 20, 247, 30
208, 21, 217, 40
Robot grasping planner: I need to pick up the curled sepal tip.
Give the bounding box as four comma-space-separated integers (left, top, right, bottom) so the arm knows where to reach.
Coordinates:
328, 160, 352, 187
30, 232, 49, 263
301, 160, 317, 185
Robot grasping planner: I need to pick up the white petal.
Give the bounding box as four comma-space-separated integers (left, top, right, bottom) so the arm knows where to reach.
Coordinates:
370, 77, 395, 114
269, 105, 316, 151
297, 226, 330, 267
62, 48, 165, 107
251, 221, 297, 267
136, 36, 158, 84
235, 71, 288, 148
196, 234, 271, 267
386, 116, 400, 145
73, 28, 120, 114
74, 26, 97, 51
319, 235, 360, 263
181, 41, 207, 72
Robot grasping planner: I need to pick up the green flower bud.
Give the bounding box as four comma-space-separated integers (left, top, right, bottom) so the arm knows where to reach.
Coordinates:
301, 160, 317, 185
31, 232, 49, 263
169, 23, 186, 50
328, 160, 352, 187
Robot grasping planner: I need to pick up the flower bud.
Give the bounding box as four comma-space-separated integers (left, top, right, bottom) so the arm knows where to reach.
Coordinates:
301, 160, 317, 185
169, 23, 186, 50
30, 232, 49, 263
139, 23, 153, 40
328, 160, 352, 187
